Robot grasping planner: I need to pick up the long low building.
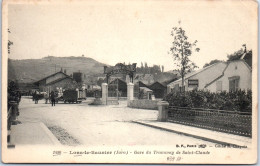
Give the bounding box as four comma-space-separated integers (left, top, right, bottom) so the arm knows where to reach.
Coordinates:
34, 71, 78, 94
167, 51, 252, 93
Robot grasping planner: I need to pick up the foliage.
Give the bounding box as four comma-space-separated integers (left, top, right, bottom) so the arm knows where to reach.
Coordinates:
227, 44, 246, 61
169, 24, 200, 88
8, 29, 13, 54
8, 81, 20, 103
163, 90, 252, 112
203, 59, 224, 68
136, 62, 162, 74
227, 48, 244, 61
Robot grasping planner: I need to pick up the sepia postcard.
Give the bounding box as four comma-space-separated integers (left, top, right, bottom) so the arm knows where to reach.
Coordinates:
1, 0, 258, 164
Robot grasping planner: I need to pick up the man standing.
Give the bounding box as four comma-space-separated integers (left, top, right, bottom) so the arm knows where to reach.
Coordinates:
34, 91, 39, 104
50, 91, 56, 106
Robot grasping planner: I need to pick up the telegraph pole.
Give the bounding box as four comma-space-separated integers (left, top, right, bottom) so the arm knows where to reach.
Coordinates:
117, 78, 119, 100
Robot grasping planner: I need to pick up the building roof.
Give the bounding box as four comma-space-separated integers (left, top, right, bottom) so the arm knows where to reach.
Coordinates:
45, 76, 75, 86
149, 81, 167, 88
137, 81, 149, 88
240, 51, 252, 68
140, 87, 153, 92
167, 62, 226, 86
161, 77, 178, 86
204, 59, 252, 88
34, 71, 71, 84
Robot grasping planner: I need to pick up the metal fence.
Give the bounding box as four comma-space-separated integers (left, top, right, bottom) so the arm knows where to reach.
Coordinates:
168, 106, 252, 137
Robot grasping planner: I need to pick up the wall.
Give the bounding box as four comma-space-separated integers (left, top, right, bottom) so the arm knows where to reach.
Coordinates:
207, 61, 251, 92
127, 99, 160, 110
167, 62, 227, 93
45, 78, 77, 92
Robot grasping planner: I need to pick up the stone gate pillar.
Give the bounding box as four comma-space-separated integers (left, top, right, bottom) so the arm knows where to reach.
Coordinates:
157, 101, 169, 122
102, 83, 108, 105
127, 83, 134, 101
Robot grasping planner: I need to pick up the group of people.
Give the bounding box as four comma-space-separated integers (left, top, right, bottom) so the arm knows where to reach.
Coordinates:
33, 91, 57, 106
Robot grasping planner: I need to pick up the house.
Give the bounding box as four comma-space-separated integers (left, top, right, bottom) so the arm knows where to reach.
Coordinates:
149, 81, 167, 98
167, 51, 252, 93
34, 71, 78, 94
205, 60, 251, 92
167, 62, 227, 93
139, 87, 153, 99
134, 81, 168, 99
133, 81, 149, 97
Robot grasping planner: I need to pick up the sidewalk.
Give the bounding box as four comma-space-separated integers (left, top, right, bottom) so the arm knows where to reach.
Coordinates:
132, 120, 252, 148
9, 121, 61, 146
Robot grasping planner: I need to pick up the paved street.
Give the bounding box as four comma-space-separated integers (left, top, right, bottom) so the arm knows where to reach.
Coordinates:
17, 97, 214, 146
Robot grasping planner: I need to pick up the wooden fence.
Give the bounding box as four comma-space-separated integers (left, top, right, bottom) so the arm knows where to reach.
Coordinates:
168, 106, 252, 137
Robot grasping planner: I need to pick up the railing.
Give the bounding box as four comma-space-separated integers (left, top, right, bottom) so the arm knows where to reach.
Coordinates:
168, 106, 252, 137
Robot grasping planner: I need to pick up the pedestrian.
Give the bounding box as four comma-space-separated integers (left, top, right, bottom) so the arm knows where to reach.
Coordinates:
50, 91, 56, 106
32, 91, 36, 101
34, 91, 39, 104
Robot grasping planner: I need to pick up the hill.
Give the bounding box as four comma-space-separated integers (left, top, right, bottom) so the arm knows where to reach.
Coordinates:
8, 56, 107, 83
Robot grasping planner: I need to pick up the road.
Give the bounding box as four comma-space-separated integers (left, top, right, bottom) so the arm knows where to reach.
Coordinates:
18, 97, 213, 146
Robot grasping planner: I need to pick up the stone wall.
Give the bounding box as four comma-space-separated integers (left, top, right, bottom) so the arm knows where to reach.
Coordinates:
127, 99, 160, 110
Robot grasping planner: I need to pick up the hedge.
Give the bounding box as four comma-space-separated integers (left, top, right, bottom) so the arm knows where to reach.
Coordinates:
163, 90, 252, 112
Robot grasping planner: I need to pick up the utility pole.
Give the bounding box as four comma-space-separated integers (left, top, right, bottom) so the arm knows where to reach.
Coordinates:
117, 79, 119, 100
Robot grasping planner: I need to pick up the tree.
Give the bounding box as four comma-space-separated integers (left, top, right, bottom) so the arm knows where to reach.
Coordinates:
141, 62, 144, 73
203, 59, 223, 68
144, 62, 148, 73
227, 44, 246, 61
162, 65, 164, 73
8, 29, 13, 54
97, 78, 105, 86
169, 23, 200, 91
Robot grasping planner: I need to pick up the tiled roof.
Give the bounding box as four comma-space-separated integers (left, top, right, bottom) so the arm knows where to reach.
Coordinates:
34, 71, 70, 84
45, 76, 75, 86
167, 62, 226, 86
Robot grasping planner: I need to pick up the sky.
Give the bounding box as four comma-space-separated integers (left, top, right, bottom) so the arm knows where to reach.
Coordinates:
7, 0, 257, 71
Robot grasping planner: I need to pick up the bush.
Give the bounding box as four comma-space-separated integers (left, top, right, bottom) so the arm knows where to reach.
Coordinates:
163, 90, 252, 112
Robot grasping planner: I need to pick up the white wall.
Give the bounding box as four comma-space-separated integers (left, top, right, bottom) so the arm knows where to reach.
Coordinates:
207, 61, 251, 92
167, 62, 226, 93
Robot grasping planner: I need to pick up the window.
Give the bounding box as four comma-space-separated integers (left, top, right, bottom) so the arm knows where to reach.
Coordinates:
229, 76, 240, 92
188, 79, 199, 88
216, 81, 222, 92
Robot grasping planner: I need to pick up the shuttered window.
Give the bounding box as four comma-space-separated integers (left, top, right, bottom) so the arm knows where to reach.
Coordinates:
216, 81, 222, 92
229, 76, 240, 92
